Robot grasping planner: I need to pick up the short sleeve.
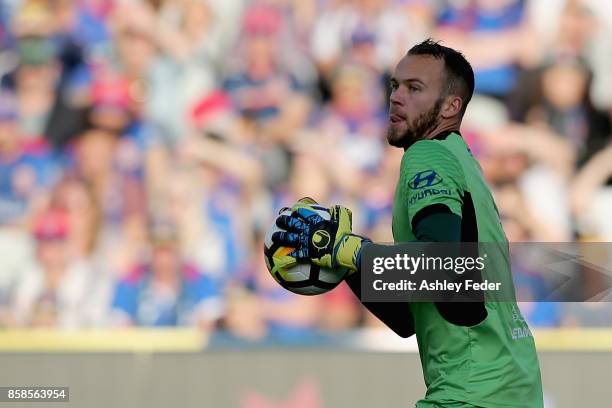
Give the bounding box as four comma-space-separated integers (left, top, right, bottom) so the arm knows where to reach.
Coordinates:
400, 141, 466, 231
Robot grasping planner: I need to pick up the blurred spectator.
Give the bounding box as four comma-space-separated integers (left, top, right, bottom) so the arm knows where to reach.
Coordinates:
313, 63, 386, 196
10, 209, 102, 327
435, 0, 536, 101
512, 0, 612, 112
49, 176, 115, 322
311, 0, 427, 76
115, 0, 228, 146
465, 97, 575, 241
510, 56, 611, 165
570, 143, 612, 240
164, 163, 249, 282
89, 74, 132, 134
495, 183, 569, 242
0, 92, 61, 225
11, 35, 61, 139
50, 177, 100, 258
71, 127, 147, 257
4, 1, 92, 146
110, 220, 223, 329
0, 91, 62, 302
222, 2, 312, 145
536, 57, 610, 163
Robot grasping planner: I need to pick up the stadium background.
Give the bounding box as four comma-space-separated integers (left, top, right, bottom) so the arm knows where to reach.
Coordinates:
1, 0, 612, 406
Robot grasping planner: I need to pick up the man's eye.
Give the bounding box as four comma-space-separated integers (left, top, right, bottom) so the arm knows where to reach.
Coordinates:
409, 86, 420, 92
390, 81, 398, 90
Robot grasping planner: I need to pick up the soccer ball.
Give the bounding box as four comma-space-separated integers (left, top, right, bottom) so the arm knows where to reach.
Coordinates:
263, 208, 348, 295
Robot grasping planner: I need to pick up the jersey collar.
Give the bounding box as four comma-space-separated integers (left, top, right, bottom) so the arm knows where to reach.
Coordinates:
431, 129, 461, 141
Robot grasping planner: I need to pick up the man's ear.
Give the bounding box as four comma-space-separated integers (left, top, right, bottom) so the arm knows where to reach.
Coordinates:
441, 95, 463, 119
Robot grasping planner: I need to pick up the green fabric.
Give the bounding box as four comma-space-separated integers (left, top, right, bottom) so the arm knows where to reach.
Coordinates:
415, 401, 481, 408
392, 132, 544, 408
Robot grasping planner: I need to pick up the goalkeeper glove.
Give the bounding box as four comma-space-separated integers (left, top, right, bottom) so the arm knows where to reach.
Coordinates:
272, 197, 370, 275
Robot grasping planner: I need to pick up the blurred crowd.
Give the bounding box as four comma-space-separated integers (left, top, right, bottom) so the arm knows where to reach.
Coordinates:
0, 0, 611, 340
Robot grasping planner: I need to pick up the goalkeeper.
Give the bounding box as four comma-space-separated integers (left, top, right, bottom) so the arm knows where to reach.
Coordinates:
271, 39, 543, 408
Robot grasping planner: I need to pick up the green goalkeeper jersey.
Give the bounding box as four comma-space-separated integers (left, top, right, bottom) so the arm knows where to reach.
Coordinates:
392, 131, 543, 407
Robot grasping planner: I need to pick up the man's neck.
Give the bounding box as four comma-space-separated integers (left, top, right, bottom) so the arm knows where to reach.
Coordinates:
402, 122, 462, 151
423, 122, 461, 140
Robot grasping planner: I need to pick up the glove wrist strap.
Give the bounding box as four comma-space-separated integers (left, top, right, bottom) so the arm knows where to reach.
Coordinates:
335, 234, 370, 274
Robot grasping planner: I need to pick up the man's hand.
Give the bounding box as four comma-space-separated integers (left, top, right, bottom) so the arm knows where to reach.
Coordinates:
271, 197, 369, 274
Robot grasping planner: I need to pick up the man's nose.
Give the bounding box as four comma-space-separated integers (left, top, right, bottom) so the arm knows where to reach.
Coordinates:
389, 89, 404, 107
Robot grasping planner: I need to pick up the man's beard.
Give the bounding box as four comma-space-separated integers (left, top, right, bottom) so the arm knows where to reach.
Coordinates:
387, 98, 444, 149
